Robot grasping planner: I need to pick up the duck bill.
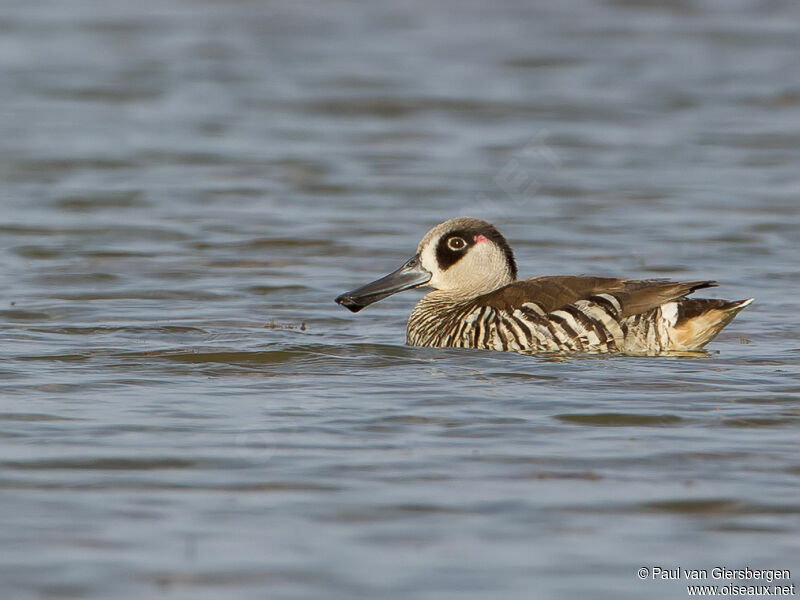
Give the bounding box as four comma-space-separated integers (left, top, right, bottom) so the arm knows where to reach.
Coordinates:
335, 255, 431, 313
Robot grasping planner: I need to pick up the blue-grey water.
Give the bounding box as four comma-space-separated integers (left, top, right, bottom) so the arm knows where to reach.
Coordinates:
1, 1, 799, 598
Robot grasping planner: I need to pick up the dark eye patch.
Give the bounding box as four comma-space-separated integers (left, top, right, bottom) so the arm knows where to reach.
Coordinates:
435, 230, 475, 271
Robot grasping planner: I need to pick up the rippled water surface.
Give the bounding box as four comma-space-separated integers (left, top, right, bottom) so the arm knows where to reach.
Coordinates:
1, 0, 799, 598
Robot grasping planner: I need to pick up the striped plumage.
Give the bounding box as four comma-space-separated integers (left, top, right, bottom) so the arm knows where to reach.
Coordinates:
407, 277, 750, 355
336, 218, 753, 356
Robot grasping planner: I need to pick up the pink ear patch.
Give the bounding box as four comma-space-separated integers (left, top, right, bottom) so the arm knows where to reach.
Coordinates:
475, 234, 489, 244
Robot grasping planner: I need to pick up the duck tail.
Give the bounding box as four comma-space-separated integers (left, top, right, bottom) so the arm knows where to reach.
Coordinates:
665, 297, 754, 351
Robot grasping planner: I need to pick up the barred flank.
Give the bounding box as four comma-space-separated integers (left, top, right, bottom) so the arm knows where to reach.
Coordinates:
409, 297, 674, 354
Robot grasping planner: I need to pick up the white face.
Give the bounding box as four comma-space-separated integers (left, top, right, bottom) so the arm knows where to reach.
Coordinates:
417, 220, 515, 296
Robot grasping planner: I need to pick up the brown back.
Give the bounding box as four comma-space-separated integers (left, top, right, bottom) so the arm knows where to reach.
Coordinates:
473, 276, 717, 318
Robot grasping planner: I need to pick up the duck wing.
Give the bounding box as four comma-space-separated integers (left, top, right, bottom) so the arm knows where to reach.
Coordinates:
474, 276, 717, 318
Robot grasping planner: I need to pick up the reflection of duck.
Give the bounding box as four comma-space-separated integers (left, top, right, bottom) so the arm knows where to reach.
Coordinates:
336, 218, 753, 355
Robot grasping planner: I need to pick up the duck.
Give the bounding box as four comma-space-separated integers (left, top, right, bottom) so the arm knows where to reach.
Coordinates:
335, 217, 753, 355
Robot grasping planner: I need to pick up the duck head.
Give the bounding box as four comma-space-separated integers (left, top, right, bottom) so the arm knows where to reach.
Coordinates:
335, 217, 517, 312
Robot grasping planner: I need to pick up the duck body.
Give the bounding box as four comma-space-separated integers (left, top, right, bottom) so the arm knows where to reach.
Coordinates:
336, 218, 752, 356
407, 275, 751, 355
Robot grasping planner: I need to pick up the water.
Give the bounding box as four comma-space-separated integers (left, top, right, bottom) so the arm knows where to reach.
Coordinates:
1, 0, 799, 598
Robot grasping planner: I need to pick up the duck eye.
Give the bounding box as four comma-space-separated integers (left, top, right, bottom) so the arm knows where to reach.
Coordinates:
447, 236, 467, 251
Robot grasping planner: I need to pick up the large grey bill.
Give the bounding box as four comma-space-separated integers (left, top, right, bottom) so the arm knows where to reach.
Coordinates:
335, 254, 431, 313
